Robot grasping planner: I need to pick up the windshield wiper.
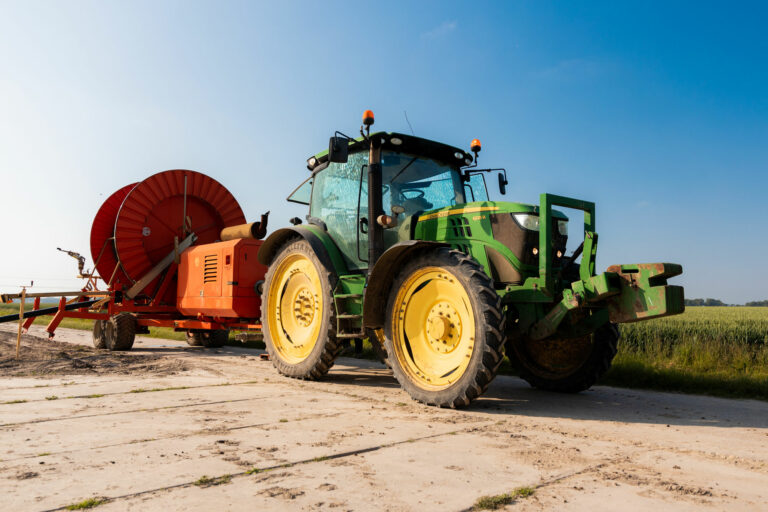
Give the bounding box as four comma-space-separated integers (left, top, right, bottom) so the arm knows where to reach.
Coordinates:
389, 157, 418, 183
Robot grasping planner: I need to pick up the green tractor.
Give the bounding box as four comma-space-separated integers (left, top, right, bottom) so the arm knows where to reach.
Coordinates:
257, 110, 684, 408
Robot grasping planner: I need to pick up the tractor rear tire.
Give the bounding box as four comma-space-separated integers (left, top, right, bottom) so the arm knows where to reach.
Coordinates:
105, 313, 136, 351
261, 238, 340, 379
384, 248, 506, 408
507, 322, 619, 393
92, 320, 107, 349
186, 330, 229, 348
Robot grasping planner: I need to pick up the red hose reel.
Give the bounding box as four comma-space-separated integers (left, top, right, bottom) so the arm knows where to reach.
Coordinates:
89, 170, 246, 305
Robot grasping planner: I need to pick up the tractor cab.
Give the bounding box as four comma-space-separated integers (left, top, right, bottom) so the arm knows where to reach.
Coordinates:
290, 132, 490, 271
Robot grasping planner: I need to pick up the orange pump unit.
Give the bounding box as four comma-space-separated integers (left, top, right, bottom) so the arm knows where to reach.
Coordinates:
177, 239, 267, 318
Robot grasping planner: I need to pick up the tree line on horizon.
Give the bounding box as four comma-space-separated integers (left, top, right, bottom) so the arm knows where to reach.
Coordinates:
685, 298, 768, 307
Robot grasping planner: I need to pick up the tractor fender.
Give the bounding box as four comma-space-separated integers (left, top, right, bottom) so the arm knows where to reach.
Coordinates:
257, 226, 348, 276
363, 240, 448, 329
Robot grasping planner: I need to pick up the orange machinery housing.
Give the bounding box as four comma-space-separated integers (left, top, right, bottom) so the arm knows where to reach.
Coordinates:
177, 238, 267, 318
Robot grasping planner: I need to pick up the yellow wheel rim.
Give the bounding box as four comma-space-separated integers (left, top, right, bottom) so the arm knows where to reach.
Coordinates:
391, 266, 476, 390
266, 253, 324, 364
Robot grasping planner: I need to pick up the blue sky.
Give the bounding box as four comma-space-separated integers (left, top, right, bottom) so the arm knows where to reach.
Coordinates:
1, 1, 766, 303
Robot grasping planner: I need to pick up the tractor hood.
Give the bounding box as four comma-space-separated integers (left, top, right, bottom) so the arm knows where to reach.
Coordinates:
412, 200, 572, 282
416, 201, 569, 224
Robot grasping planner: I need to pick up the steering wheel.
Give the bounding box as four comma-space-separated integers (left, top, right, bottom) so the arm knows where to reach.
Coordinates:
401, 189, 425, 199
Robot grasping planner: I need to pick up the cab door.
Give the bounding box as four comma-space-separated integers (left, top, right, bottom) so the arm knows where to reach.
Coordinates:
309, 152, 369, 271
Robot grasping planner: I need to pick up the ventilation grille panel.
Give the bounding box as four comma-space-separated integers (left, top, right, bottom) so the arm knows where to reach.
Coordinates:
203, 254, 218, 283
448, 217, 472, 238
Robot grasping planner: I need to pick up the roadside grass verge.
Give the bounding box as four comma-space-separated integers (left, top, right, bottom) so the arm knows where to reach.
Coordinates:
3, 304, 766, 401
601, 357, 768, 400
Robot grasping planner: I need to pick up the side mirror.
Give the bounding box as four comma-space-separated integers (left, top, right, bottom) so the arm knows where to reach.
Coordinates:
328, 136, 349, 164
498, 172, 508, 195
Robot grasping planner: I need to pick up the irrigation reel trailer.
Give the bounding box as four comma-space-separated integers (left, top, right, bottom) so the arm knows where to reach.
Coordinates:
1, 169, 270, 350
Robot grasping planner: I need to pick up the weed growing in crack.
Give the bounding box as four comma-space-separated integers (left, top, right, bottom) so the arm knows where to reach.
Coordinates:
65, 497, 108, 510
473, 487, 535, 510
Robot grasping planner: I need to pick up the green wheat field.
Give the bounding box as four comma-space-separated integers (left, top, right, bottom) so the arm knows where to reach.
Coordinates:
2, 304, 766, 400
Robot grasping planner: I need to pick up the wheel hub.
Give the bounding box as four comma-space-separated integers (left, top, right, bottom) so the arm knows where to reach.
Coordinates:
426, 302, 462, 353
293, 288, 316, 327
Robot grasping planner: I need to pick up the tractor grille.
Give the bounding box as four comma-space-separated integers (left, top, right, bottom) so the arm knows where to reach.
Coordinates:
203, 254, 218, 283
489, 213, 567, 268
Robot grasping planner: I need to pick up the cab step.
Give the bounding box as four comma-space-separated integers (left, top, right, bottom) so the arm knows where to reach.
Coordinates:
334, 293, 363, 299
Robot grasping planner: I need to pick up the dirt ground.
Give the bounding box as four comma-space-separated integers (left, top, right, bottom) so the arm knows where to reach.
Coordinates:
1, 325, 767, 512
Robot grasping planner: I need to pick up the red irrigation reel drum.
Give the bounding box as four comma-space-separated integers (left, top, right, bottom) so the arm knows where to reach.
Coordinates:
91, 170, 246, 305
90, 183, 138, 289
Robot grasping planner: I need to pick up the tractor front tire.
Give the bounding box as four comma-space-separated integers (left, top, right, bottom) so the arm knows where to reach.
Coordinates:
384, 248, 506, 408
366, 328, 390, 368
105, 313, 136, 351
261, 238, 340, 379
186, 330, 229, 348
92, 320, 107, 349
507, 322, 619, 393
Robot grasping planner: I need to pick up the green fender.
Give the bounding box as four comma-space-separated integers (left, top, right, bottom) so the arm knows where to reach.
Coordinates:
257, 226, 348, 276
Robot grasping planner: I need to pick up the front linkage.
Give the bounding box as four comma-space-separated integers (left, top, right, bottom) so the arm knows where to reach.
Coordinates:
518, 193, 684, 342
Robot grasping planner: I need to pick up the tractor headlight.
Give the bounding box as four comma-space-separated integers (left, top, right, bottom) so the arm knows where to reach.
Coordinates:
557, 220, 568, 236
512, 213, 540, 231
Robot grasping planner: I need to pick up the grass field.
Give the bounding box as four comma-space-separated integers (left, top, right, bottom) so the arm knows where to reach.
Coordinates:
2, 303, 766, 400
604, 307, 768, 400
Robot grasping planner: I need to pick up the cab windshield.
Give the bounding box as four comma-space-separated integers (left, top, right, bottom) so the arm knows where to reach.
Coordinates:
380, 152, 465, 216
308, 149, 483, 269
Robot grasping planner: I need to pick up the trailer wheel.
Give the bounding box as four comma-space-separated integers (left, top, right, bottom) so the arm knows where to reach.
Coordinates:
92, 320, 107, 349
261, 238, 340, 379
384, 248, 506, 408
185, 331, 204, 346
186, 330, 229, 348
507, 322, 619, 393
105, 313, 136, 351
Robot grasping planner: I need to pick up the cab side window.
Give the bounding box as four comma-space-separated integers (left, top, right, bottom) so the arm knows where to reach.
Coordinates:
464, 173, 489, 202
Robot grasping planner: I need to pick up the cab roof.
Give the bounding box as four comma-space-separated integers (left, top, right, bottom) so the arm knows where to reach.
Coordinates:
306, 132, 474, 172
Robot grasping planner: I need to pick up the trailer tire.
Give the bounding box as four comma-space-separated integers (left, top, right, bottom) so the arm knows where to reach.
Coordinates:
185, 331, 204, 346
187, 329, 229, 348
384, 248, 506, 408
507, 322, 619, 393
105, 313, 136, 351
92, 320, 107, 349
261, 238, 340, 380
